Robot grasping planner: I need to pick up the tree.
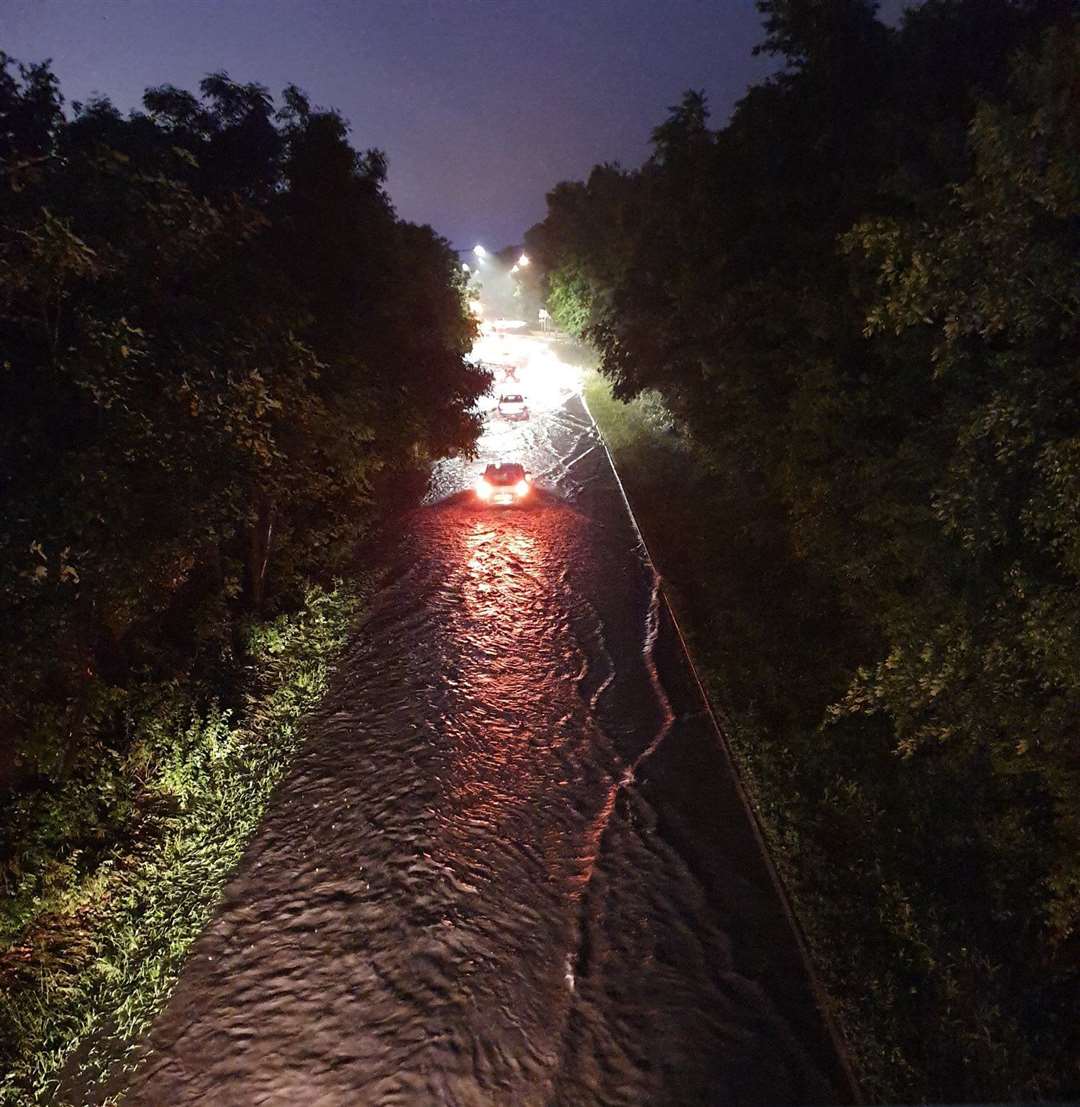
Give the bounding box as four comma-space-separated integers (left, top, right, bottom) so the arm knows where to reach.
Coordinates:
840, 23, 1080, 950
525, 3, 1080, 1094
0, 60, 483, 918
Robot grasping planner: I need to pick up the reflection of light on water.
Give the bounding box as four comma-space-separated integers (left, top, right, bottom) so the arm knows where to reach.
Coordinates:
460, 519, 538, 626
432, 508, 595, 974
440, 517, 559, 796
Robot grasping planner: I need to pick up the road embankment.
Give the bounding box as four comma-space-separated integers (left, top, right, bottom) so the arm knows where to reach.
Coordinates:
1, 580, 374, 1106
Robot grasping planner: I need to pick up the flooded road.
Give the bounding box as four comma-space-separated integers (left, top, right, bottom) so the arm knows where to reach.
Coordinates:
120, 334, 848, 1106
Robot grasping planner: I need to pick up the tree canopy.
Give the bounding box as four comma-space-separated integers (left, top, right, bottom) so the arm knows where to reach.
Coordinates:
0, 58, 485, 898
527, 3, 1079, 1097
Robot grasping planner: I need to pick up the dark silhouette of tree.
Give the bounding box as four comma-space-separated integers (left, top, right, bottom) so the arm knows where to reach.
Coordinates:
527, 4, 1080, 1098
0, 59, 482, 931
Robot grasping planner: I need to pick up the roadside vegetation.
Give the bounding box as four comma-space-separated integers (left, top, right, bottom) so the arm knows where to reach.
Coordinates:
0, 61, 486, 1101
2, 581, 366, 1104
548, 2, 1080, 1101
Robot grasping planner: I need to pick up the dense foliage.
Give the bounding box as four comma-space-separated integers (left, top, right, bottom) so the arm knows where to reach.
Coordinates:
532, 1, 1079, 1099
0, 56, 485, 1035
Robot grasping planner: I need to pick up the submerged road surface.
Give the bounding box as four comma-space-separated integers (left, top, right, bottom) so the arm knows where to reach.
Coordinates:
118, 334, 849, 1106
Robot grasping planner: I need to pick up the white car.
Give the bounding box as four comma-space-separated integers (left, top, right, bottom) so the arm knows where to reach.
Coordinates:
475, 463, 531, 506
497, 393, 529, 421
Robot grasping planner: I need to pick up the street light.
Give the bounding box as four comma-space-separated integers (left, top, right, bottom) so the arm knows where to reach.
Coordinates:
510, 264, 519, 274
462, 262, 471, 272
518, 253, 530, 267
473, 244, 487, 259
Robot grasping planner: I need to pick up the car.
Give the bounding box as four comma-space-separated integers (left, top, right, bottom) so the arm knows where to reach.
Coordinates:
475, 462, 531, 505
497, 392, 529, 421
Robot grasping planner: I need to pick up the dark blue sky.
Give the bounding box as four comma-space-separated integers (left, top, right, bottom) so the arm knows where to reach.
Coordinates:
4, 0, 912, 250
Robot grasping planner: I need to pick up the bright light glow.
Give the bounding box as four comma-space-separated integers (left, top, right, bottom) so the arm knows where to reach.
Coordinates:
475, 479, 493, 500
465, 329, 583, 421
462, 262, 471, 272
514, 479, 529, 496
468, 299, 484, 318
510, 264, 519, 274
473, 244, 487, 259
518, 253, 530, 267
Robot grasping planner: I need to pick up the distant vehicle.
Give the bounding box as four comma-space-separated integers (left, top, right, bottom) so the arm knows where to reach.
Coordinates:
475, 462, 530, 506
493, 363, 520, 383
497, 393, 529, 421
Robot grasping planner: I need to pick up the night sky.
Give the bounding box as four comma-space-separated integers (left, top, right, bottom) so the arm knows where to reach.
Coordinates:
4, 0, 912, 251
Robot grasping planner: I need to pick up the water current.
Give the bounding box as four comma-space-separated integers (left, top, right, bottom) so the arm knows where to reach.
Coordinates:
118, 334, 844, 1106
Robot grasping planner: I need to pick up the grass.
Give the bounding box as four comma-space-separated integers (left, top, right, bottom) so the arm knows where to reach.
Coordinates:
0, 579, 371, 1105
582, 368, 1075, 1103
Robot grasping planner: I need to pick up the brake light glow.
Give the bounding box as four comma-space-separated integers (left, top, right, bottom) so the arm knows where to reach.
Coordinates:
475, 479, 493, 500
515, 479, 529, 496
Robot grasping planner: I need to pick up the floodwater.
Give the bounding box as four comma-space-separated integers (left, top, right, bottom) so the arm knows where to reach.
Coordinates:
118, 334, 848, 1106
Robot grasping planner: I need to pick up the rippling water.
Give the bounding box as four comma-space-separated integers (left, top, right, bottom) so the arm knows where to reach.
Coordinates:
118, 336, 843, 1106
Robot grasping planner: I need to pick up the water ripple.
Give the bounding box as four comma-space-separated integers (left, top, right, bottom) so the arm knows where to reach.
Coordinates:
120, 337, 839, 1107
